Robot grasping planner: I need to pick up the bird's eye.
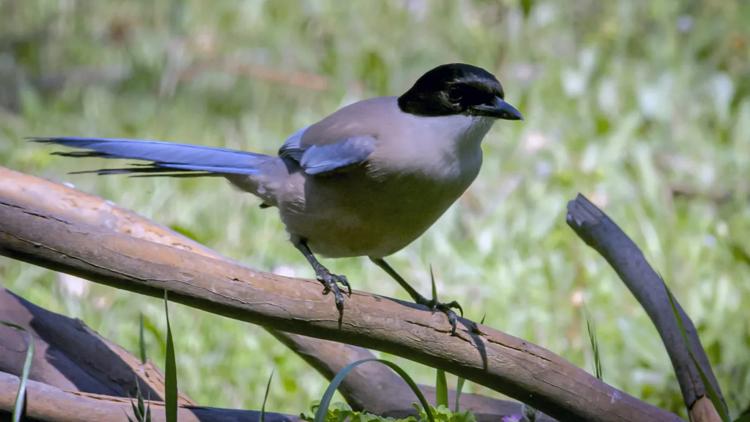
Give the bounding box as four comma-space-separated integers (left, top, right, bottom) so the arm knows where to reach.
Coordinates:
447, 85, 465, 103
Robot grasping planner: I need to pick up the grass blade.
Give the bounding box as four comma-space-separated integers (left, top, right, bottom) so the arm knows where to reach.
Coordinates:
435, 369, 448, 408
314, 358, 434, 422
0, 321, 35, 422
163, 291, 178, 422
454, 377, 465, 412
260, 370, 274, 422
429, 265, 438, 302
665, 284, 729, 421
139, 313, 147, 364
582, 306, 603, 380
129, 377, 152, 422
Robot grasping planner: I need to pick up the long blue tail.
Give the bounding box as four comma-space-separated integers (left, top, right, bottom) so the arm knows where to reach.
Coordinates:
32, 137, 272, 176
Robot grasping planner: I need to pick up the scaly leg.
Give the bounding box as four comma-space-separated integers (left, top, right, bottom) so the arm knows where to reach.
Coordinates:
292, 236, 351, 312
370, 257, 463, 335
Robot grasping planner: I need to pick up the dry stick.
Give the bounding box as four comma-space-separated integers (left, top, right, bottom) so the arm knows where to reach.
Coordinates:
0, 371, 300, 422
0, 167, 522, 418
0, 169, 680, 421
566, 194, 725, 421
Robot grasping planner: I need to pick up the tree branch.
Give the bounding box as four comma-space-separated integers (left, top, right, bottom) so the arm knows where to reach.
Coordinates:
0, 287, 193, 404
0, 167, 681, 421
566, 194, 725, 421
0, 166, 528, 418
0, 285, 546, 421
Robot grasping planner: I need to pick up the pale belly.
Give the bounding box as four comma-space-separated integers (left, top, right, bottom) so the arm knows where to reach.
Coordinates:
277, 167, 477, 258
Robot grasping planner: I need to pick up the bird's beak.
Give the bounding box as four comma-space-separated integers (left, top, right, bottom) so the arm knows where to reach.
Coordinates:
472, 97, 523, 120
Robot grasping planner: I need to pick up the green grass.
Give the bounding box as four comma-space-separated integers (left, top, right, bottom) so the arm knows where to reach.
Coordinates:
1, 0, 749, 418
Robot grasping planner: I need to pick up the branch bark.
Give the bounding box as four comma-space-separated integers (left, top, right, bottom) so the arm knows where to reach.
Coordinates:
0, 371, 300, 421
0, 167, 682, 421
566, 194, 725, 421
0, 166, 529, 419
0, 287, 193, 404
0, 285, 547, 421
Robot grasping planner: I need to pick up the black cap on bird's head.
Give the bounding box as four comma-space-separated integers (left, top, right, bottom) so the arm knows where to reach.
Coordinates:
398, 63, 523, 121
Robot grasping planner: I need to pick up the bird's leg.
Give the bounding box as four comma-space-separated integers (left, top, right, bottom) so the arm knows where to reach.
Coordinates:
370, 257, 464, 335
292, 237, 351, 312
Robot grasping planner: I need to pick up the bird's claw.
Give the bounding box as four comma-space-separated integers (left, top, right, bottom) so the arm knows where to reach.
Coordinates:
418, 297, 465, 335
316, 270, 351, 312
437, 300, 463, 317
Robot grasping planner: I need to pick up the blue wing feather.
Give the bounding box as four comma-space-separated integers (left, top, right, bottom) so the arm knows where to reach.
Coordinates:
299, 136, 375, 175
279, 128, 375, 176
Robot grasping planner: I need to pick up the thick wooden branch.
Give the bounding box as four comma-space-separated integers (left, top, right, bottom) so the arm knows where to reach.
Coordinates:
0, 166, 526, 418
0, 287, 193, 404
566, 194, 725, 421
0, 284, 543, 422
0, 371, 300, 421
0, 167, 682, 421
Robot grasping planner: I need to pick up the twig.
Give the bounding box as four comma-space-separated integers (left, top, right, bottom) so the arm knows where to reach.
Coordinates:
566, 193, 726, 420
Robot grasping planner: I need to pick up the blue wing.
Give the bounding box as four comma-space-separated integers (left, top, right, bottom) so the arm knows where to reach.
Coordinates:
279, 127, 376, 176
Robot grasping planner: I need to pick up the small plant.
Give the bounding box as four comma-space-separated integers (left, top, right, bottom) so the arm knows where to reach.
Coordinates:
127, 378, 152, 422
302, 402, 477, 422
303, 357, 481, 422
582, 305, 603, 380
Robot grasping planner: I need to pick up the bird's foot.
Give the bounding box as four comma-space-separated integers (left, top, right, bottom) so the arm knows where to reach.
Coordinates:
315, 268, 351, 312
416, 296, 464, 335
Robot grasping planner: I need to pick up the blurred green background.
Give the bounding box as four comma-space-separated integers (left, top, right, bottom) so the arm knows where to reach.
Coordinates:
1, 0, 749, 418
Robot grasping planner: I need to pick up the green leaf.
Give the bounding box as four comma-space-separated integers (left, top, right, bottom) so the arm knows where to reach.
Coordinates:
139, 313, 147, 364
314, 358, 434, 422
665, 285, 729, 422
435, 369, 448, 408
163, 291, 178, 422
454, 377, 465, 412
0, 321, 34, 422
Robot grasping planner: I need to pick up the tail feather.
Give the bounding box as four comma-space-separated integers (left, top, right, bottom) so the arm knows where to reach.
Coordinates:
32, 136, 271, 176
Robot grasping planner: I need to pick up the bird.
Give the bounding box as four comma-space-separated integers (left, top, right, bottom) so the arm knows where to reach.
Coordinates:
33, 63, 522, 334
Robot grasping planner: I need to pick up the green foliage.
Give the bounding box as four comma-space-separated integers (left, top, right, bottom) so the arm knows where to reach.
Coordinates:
302, 403, 476, 422
1, 0, 749, 418
128, 379, 152, 422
